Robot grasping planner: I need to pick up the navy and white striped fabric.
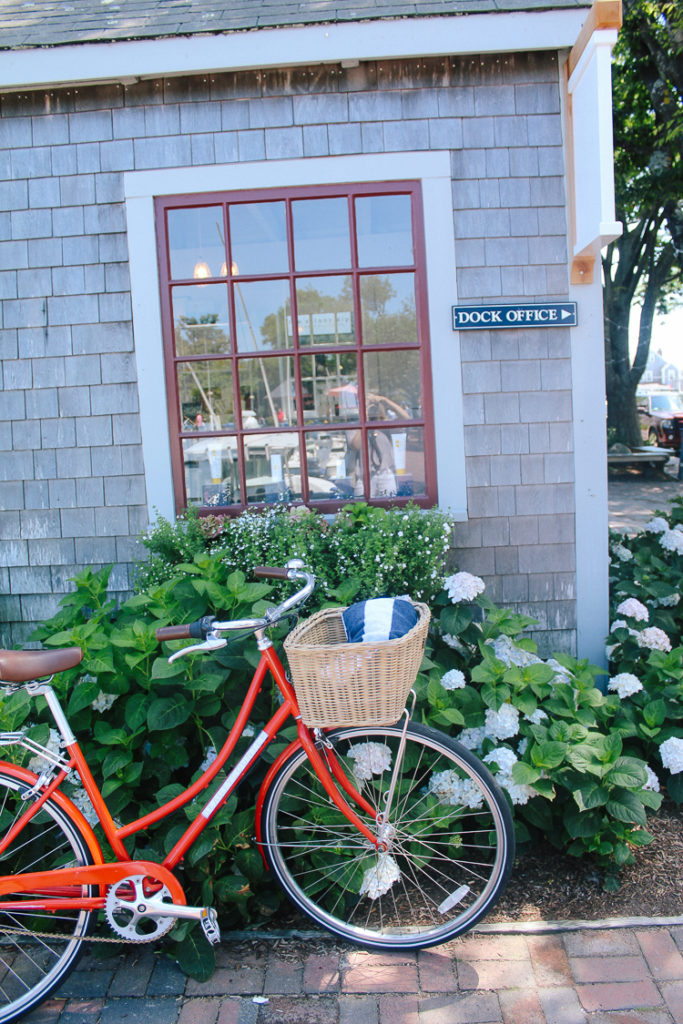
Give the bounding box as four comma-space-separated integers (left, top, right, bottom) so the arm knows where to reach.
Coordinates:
342, 598, 418, 644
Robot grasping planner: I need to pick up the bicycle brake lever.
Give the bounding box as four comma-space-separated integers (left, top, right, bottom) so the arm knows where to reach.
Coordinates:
168, 636, 227, 663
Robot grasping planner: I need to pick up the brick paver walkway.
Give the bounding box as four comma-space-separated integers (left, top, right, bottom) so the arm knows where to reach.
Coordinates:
23, 922, 683, 1024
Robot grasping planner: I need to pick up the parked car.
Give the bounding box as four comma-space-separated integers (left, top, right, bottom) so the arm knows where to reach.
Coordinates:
637, 389, 683, 450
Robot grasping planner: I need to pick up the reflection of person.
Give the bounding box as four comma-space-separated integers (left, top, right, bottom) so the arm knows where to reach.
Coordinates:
348, 394, 409, 498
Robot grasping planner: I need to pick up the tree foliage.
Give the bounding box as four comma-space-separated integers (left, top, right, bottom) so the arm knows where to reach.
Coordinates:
603, 0, 682, 445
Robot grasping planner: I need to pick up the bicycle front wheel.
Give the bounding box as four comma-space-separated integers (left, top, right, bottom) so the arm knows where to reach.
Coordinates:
0, 768, 95, 1023
259, 722, 514, 949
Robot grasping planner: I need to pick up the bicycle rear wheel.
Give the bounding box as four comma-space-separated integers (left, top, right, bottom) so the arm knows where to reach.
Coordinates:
259, 722, 514, 949
0, 768, 95, 1023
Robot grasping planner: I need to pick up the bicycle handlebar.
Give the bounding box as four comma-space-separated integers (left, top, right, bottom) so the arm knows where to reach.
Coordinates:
155, 563, 316, 647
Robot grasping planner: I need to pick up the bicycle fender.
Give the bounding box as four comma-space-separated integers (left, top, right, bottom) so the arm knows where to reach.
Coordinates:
0, 759, 104, 866
254, 737, 304, 866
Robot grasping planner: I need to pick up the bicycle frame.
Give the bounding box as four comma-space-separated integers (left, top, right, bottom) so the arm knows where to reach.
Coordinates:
0, 640, 381, 914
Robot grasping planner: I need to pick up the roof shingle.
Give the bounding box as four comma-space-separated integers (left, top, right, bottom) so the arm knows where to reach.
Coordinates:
0, 0, 591, 50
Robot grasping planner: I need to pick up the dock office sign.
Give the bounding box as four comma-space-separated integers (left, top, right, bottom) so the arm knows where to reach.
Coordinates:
452, 302, 577, 330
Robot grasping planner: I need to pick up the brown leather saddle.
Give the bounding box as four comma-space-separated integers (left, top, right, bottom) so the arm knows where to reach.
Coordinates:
0, 648, 83, 684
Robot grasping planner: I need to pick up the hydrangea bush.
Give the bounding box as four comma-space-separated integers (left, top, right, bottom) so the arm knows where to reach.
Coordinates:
7, 496, 683, 969
606, 497, 683, 804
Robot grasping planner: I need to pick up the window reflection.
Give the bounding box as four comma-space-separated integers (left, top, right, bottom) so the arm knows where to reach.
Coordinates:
234, 279, 291, 352
363, 349, 422, 420
172, 284, 231, 356
183, 435, 240, 508
360, 273, 417, 346
355, 195, 414, 267
364, 426, 425, 499
168, 206, 226, 281
292, 198, 351, 271
300, 353, 359, 425
295, 276, 355, 346
237, 356, 296, 429
178, 360, 234, 431
229, 202, 288, 275
243, 432, 302, 504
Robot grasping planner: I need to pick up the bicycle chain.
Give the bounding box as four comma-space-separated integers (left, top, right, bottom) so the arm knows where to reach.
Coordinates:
0, 923, 156, 944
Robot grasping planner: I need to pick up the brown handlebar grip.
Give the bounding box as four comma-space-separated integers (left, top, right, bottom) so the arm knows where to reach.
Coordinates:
253, 565, 290, 580
156, 624, 194, 641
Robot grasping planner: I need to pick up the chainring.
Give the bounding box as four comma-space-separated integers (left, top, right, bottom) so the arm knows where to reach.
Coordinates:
105, 874, 175, 943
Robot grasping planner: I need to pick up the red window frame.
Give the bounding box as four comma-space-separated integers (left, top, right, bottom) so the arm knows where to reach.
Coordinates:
155, 181, 437, 515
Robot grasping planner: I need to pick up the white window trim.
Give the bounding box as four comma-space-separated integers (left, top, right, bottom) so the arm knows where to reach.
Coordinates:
124, 150, 467, 524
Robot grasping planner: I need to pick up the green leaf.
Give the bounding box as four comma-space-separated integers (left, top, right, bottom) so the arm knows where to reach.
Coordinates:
511, 762, 542, 785
604, 757, 647, 790
643, 699, 667, 729
564, 806, 604, 838
175, 927, 216, 981
530, 741, 567, 770
666, 773, 683, 805
147, 696, 192, 732
573, 781, 609, 810
605, 788, 647, 826
67, 679, 102, 715
102, 750, 132, 779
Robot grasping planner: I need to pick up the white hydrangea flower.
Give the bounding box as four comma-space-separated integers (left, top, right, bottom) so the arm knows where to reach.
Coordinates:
616, 598, 649, 622
457, 727, 486, 751
428, 770, 484, 808
660, 737, 683, 774
638, 627, 672, 652
490, 635, 542, 669
66, 785, 99, 827
359, 853, 401, 900
517, 737, 528, 756
612, 544, 633, 562
608, 673, 643, 699
444, 572, 486, 603
484, 704, 520, 740
483, 747, 518, 774
348, 742, 392, 781
644, 517, 670, 534
442, 633, 467, 653
199, 746, 218, 773
545, 659, 573, 686
660, 529, 683, 555
610, 619, 628, 633
441, 669, 466, 691
91, 691, 117, 713
657, 593, 681, 608
28, 728, 63, 773
524, 708, 548, 724
644, 765, 660, 792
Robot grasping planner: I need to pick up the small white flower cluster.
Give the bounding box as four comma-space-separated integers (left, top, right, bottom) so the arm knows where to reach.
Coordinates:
644, 765, 660, 792
616, 598, 649, 622
660, 737, 683, 774
637, 627, 672, 652
442, 633, 467, 653
656, 593, 680, 608
607, 673, 643, 699
490, 635, 542, 669
659, 526, 683, 555
359, 853, 401, 899
91, 691, 117, 713
348, 742, 392, 781
611, 543, 633, 563
483, 747, 535, 806
484, 704, 519, 741
66, 785, 100, 827
441, 669, 466, 691
457, 726, 487, 751
644, 517, 669, 535
428, 769, 484, 809
199, 746, 218, 773
444, 572, 486, 604
28, 728, 63, 773
524, 708, 548, 725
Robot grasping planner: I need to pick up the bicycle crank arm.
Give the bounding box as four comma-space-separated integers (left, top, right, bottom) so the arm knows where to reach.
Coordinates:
118, 897, 222, 945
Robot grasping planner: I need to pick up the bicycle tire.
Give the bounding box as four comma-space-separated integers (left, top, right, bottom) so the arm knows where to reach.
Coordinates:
0, 768, 95, 1023
259, 721, 514, 949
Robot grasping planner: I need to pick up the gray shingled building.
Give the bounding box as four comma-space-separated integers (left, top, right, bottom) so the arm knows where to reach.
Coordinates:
0, 0, 622, 661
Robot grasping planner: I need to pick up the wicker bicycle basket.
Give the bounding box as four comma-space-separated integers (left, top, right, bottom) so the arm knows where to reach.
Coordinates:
283, 602, 431, 728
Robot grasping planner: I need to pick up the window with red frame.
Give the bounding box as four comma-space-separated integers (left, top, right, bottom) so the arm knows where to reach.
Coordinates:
155, 182, 436, 514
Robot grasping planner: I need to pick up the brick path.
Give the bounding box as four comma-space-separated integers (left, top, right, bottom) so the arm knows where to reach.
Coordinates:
23, 922, 683, 1023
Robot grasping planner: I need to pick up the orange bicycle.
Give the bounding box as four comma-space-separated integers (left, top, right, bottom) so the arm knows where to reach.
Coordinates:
0, 560, 514, 1022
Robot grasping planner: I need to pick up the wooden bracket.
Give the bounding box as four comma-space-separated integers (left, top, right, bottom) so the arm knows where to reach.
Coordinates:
571, 250, 596, 285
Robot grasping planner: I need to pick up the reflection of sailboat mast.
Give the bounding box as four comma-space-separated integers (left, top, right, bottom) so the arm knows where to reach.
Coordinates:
184, 361, 219, 426
234, 282, 278, 425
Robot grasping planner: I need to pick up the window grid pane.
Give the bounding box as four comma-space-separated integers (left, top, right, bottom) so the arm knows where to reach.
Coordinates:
157, 184, 433, 513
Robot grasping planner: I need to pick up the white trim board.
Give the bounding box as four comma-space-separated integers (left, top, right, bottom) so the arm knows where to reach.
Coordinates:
124, 150, 467, 524
2, 10, 588, 91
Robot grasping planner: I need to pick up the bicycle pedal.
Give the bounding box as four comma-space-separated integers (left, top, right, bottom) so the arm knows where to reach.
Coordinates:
201, 907, 221, 945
